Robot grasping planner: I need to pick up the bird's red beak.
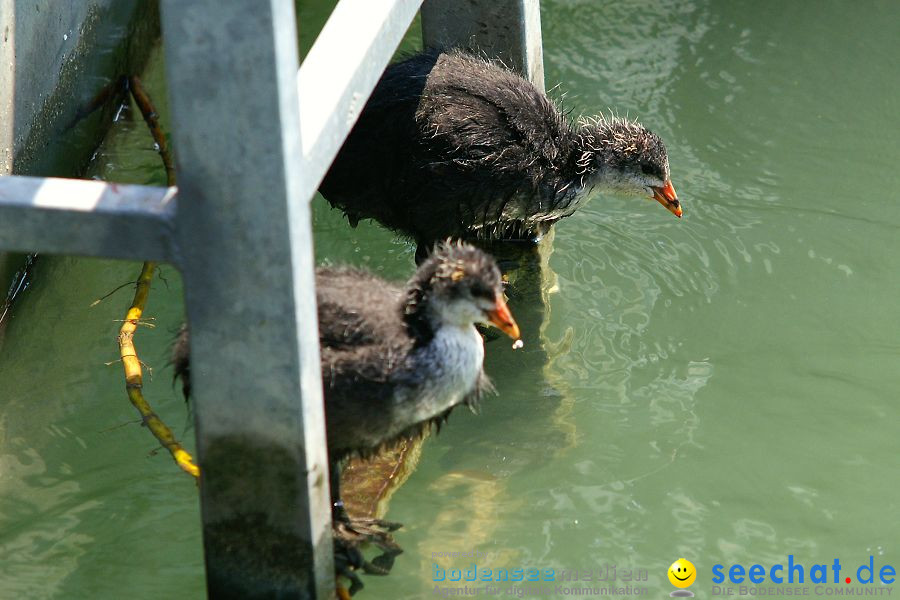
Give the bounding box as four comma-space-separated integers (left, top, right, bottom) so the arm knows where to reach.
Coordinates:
652, 180, 682, 218
486, 294, 521, 341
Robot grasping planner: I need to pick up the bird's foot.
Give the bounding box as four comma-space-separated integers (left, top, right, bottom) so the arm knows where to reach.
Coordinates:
336, 517, 403, 574
333, 517, 404, 594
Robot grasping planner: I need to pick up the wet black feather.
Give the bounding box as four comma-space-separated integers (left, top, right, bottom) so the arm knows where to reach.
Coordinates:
320, 49, 670, 243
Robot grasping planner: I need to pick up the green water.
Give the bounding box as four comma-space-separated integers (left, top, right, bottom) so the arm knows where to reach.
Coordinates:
1, 1, 899, 598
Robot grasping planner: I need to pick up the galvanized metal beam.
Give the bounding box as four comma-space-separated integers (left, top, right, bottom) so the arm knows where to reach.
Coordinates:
160, 0, 332, 597
0, 176, 176, 262
421, 0, 545, 90
0, 0, 544, 597
297, 0, 423, 194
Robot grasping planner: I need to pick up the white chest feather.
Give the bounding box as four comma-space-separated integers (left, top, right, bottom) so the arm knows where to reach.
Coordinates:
404, 325, 484, 425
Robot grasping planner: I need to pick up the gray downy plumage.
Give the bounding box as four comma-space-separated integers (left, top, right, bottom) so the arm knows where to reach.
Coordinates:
172, 241, 512, 466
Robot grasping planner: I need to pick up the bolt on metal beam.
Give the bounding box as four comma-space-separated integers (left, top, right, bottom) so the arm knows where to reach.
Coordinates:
421, 0, 545, 90
160, 0, 332, 597
0, 176, 176, 262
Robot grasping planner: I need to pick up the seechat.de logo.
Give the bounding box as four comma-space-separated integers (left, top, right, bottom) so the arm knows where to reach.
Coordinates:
712, 555, 896, 586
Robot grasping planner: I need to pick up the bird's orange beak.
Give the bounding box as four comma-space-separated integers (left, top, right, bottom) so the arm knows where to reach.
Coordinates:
652, 180, 682, 218
486, 294, 521, 341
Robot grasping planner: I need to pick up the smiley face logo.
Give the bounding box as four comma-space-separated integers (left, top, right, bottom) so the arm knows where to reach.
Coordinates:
668, 558, 697, 588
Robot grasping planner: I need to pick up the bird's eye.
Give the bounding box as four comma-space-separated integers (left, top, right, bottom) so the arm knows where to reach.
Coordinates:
640, 162, 655, 176
470, 283, 493, 300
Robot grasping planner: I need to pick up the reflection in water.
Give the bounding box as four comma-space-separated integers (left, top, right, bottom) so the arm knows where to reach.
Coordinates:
0, 43, 205, 598
1, 0, 899, 598
414, 470, 525, 577
0, 437, 95, 597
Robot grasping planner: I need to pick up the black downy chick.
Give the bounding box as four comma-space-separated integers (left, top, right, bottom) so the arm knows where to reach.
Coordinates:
172, 242, 521, 593
320, 49, 680, 245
